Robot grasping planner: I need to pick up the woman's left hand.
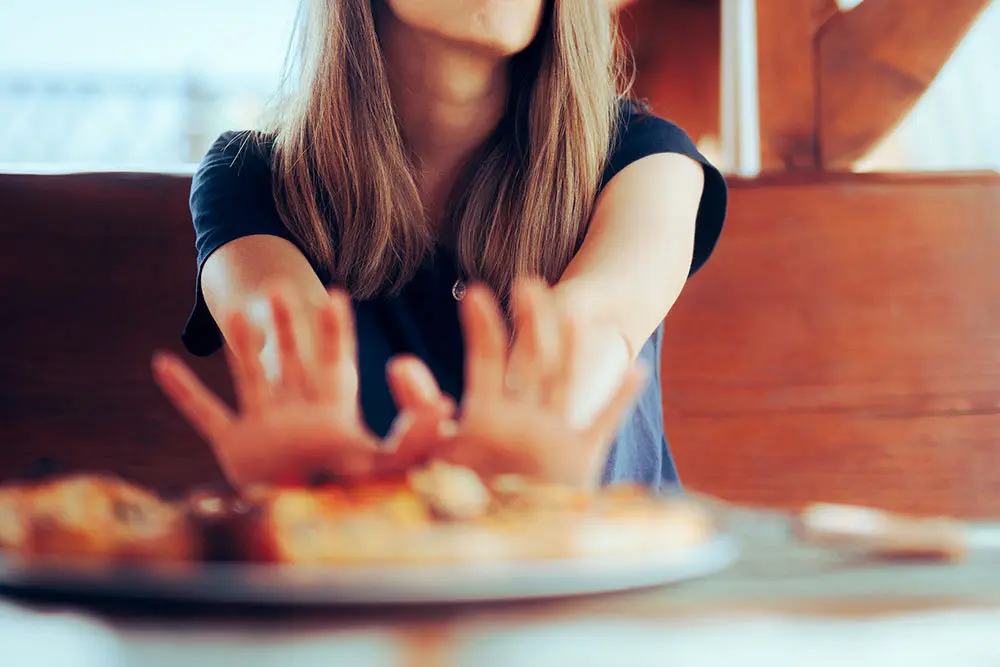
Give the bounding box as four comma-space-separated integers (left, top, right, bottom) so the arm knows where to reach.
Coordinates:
152, 286, 454, 488
378, 281, 647, 488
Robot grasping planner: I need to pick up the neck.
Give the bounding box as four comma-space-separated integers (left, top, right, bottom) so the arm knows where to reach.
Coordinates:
378, 11, 510, 220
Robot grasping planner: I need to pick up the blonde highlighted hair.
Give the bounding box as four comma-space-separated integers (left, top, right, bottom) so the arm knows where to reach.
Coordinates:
261, 0, 627, 300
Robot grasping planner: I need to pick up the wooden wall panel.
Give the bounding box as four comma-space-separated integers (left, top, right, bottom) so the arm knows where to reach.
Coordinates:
0, 174, 233, 494
619, 0, 721, 145
663, 172, 1000, 518
756, 0, 820, 171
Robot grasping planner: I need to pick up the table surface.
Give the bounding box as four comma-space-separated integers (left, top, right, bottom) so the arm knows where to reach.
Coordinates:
3, 499, 1000, 667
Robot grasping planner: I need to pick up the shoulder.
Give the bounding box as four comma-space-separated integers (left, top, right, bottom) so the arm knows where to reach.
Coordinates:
182, 132, 295, 356
601, 100, 708, 191
200, 131, 274, 167
599, 100, 729, 277
188, 131, 291, 255
189, 131, 281, 227
192, 131, 274, 194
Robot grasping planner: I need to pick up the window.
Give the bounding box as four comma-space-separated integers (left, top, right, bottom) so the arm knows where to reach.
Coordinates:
0, 0, 299, 172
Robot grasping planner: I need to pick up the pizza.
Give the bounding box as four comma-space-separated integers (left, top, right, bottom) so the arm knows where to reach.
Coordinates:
0, 474, 198, 565
0, 462, 715, 567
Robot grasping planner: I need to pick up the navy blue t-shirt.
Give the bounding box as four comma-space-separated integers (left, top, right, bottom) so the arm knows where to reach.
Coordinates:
181, 101, 727, 494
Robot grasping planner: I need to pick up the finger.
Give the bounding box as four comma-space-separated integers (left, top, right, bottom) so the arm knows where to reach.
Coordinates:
316, 290, 359, 401
328, 289, 358, 365
506, 279, 548, 400
224, 310, 269, 414
373, 412, 459, 477
314, 298, 339, 398
386, 355, 452, 416
547, 310, 580, 414
380, 411, 418, 453
583, 365, 650, 450
460, 283, 508, 401
438, 395, 458, 416
269, 288, 313, 398
151, 351, 235, 445
524, 281, 565, 403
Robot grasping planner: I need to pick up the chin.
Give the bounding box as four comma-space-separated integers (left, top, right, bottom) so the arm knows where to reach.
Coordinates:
387, 0, 546, 57
466, 3, 546, 56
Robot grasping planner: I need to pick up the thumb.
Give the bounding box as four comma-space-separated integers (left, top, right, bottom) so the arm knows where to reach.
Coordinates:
583, 364, 649, 458
386, 355, 454, 416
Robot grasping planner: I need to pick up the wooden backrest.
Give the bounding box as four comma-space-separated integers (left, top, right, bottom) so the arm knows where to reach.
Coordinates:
0, 173, 231, 492
665, 172, 1000, 517
2, 171, 999, 516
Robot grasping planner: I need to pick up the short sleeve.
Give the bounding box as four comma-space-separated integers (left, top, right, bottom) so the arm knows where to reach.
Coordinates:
600, 101, 728, 277
180, 132, 295, 357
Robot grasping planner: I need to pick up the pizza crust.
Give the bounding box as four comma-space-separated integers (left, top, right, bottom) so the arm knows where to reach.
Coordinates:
0, 463, 715, 567
239, 463, 714, 565
0, 485, 29, 552
1, 475, 199, 565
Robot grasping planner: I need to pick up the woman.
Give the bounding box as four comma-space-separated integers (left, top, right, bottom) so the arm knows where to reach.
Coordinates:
153, 0, 727, 491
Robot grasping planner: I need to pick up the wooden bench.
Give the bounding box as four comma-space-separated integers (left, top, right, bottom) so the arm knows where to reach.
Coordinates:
2, 170, 999, 516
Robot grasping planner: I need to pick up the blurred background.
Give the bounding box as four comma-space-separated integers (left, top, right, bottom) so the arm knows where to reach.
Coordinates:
0, 0, 298, 171
1, 0, 998, 519
0, 0, 997, 173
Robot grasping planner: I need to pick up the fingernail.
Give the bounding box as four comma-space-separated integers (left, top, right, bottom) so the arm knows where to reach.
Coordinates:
439, 396, 458, 416
385, 411, 416, 449
151, 351, 171, 372
410, 363, 438, 394
504, 371, 523, 395
437, 420, 459, 439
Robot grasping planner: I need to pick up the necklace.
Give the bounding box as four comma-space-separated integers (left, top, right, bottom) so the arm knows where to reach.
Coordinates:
451, 278, 467, 302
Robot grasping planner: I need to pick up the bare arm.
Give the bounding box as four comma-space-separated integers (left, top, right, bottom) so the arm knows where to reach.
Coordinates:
556, 152, 703, 353
553, 153, 705, 423
200, 234, 329, 379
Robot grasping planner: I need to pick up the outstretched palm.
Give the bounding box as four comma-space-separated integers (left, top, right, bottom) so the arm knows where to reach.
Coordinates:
152, 286, 446, 488
387, 281, 648, 489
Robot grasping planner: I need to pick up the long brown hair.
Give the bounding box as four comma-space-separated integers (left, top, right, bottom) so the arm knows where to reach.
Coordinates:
262, 0, 626, 300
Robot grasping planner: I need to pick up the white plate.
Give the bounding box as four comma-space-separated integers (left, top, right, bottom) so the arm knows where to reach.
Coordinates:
0, 536, 739, 605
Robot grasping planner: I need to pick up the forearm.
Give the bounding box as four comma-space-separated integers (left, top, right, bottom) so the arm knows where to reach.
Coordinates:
551, 245, 692, 428
554, 158, 700, 357
549, 153, 705, 424
201, 235, 330, 381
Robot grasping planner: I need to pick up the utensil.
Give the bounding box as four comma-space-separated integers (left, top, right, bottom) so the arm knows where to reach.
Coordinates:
797, 503, 1000, 561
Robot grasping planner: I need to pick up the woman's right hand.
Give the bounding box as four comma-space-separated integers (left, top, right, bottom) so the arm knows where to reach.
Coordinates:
152, 286, 450, 488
